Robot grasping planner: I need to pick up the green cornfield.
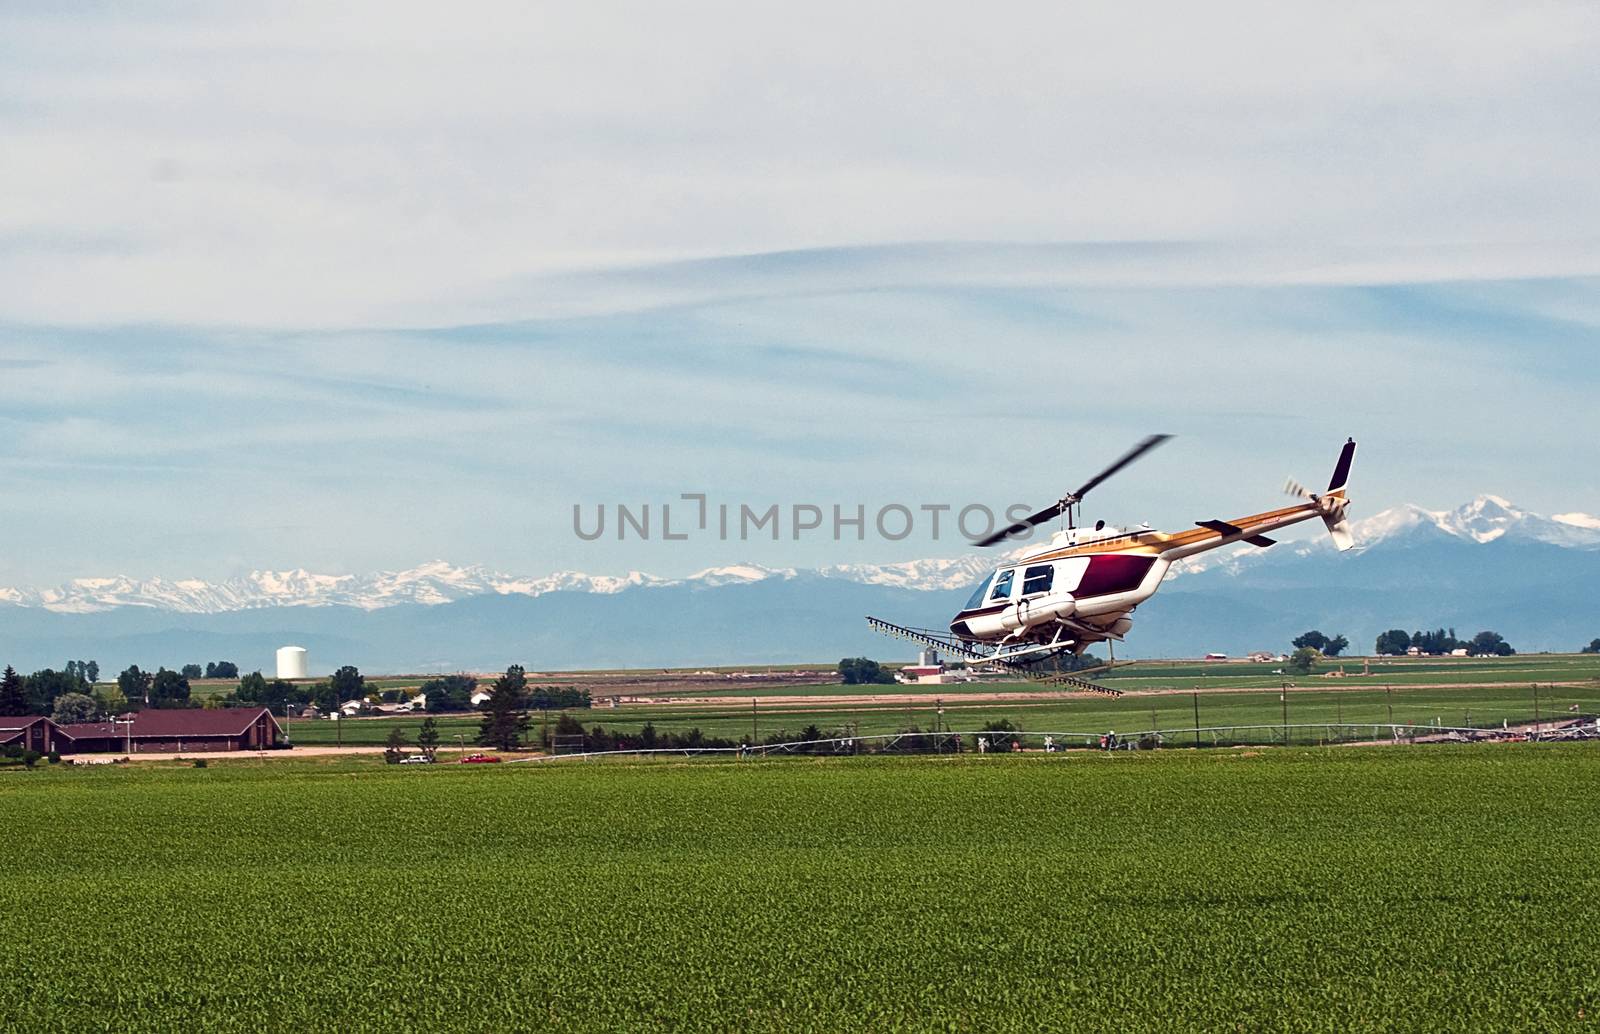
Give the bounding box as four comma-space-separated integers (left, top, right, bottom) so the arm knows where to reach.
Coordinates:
2, 746, 1597, 1031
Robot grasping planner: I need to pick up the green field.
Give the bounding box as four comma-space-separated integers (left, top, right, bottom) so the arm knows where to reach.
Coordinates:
2, 747, 1596, 1030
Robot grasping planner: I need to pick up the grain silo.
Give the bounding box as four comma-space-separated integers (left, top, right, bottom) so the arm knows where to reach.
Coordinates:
276, 645, 309, 680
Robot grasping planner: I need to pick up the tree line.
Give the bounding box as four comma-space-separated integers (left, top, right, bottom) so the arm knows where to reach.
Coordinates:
0, 662, 215, 723
0, 657, 591, 728
0, 657, 260, 721
1279, 626, 1520, 675
1372, 627, 1514, 657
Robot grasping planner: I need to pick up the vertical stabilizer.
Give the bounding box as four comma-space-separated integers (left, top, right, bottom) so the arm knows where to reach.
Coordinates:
1323, 438, 1356, 549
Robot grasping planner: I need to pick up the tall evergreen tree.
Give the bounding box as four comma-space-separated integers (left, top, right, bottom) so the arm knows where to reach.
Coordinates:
477, 665, 529, 751
418, 717, 441, 759
0, 666, 26, 715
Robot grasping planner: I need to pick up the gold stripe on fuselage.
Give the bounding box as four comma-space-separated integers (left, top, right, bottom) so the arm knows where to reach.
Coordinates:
1015, 503, 1319, 563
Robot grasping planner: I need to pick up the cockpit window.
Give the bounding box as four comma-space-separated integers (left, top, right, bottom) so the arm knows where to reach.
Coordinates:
989, 568, 1015, 602
1022, 564, 1053, 595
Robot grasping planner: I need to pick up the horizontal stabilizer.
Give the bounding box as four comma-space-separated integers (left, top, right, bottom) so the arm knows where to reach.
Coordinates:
1197, 519, 1243, 536
1244, 534, 1276, 547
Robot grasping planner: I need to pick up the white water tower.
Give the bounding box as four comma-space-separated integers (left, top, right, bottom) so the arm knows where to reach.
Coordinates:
276, 645, 309, 680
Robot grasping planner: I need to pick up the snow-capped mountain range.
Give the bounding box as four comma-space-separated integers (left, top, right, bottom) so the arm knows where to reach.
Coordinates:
2, 497, 1596, 615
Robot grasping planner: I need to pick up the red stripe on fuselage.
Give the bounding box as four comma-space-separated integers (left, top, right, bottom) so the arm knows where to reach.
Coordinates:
1074, 554, 1155, 597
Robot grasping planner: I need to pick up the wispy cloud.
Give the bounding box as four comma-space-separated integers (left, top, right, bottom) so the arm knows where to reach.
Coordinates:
2, 4, 1599, 325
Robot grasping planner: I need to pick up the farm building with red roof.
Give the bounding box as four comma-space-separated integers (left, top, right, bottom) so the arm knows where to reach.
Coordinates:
53, 707, 284, 754
0, 715, 69, 754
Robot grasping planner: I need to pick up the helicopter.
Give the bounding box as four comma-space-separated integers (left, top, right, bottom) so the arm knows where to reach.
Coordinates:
866, 436, 1356, 694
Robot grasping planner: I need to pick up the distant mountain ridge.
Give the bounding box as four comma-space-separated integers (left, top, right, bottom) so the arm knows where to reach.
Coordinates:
1, 497, 1596, 615
2, 497, 1597, 672
0, 555, 995, 615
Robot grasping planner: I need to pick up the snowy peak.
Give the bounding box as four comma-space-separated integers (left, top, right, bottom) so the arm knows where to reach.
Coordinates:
685, 564, 797, 587
820, 555, 992, 591
1357, 496, 1600, 549
1554, 512, 1600, 530
1437, 495, 1523, 543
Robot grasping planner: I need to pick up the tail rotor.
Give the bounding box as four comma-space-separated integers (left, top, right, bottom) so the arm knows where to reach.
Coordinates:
1285, 438, 1357, 551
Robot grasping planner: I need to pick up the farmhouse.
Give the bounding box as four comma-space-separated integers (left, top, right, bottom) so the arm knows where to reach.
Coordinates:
54, 707, 284, 754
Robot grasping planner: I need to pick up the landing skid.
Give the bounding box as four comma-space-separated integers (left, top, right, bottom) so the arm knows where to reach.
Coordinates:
864, 616, 1125, 697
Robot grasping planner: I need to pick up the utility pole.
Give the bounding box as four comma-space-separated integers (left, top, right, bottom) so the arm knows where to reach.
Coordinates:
1192, 691, 1201, 748
1386, 684, 1393, 725
1532, 683, 1540, 737
1281, 682, 1289, 747
752, 697, 758, 745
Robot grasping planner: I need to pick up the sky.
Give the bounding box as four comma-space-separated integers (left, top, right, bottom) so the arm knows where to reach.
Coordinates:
2, 1, 1598, 586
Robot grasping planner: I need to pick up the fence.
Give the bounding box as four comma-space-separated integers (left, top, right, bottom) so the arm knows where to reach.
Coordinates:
509, 717, 1597, 763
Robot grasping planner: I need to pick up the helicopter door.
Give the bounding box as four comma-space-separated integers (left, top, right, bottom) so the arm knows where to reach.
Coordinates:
1020, 564, 1054, 598
987, 568, 1016, 603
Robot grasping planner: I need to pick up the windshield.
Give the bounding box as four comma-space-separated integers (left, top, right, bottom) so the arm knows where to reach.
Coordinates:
963, 572, 994, 610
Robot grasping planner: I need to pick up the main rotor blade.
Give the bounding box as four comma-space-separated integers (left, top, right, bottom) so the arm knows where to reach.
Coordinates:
972, 508, 1058, 548
969, 433, 1172, 548
1069, 433, 1172, 502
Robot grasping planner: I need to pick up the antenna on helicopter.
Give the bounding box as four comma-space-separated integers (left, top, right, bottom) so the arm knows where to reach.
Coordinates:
973, 434, 1172, 547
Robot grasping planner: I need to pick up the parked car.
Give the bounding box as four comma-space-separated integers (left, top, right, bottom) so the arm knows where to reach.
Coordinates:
458, 753, 501, 764
398, 754, 433, 765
